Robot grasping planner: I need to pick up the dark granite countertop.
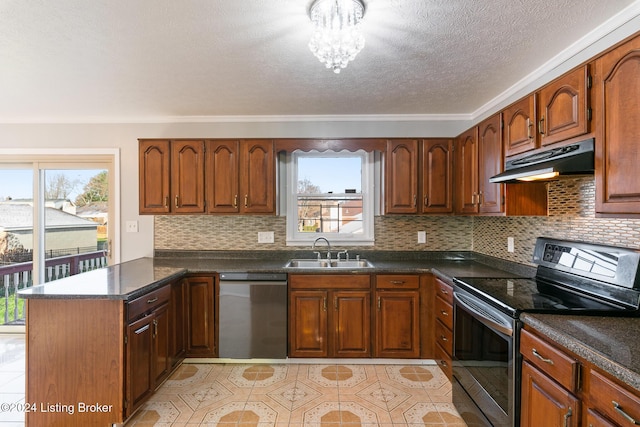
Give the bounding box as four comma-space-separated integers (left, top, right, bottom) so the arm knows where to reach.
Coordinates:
521, 313, 640, 392
18, 258, 186, 300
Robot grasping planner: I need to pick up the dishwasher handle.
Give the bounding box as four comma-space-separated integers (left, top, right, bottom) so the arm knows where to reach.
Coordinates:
219, 280, 287, 286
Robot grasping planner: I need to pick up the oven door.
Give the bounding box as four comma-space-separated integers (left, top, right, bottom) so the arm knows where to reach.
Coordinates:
452, 287, 519, 427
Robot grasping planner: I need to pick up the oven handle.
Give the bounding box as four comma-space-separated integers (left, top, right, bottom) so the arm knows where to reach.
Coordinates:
454, 291, 514, 336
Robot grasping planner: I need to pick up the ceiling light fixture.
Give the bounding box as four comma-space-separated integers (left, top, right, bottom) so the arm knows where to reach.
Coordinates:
308, 0, 365, 74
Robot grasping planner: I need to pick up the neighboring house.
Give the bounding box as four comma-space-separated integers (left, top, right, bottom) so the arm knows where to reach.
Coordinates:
8, 198, 77, 215
0, 203, 98, 256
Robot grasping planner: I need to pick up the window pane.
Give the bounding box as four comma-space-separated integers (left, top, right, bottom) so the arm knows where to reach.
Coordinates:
298, 195, 363, 234
0, 169, 33, 325
297, 157, 362, 194
43, 169, 108, 282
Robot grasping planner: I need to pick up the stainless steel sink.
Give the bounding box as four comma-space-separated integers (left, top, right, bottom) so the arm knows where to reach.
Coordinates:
284, 259, 374, 269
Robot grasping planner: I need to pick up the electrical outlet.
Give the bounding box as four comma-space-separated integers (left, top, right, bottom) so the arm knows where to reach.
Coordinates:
417, 231, 426, 244
507, 237, 515, 253
258, 231, 274, 244
126, 220, 138, 233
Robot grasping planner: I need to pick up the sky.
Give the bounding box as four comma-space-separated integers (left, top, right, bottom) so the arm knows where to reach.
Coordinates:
298, 157, 362, 193
0, 169, 106, 201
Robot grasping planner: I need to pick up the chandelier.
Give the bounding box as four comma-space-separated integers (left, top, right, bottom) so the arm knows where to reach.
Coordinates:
308, 0, 366, 74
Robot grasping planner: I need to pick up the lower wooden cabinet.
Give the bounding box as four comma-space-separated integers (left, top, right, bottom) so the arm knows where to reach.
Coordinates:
186, 274, 216, 357
170, 278, 187, 367
374, 275, 420, 358
433, 277, 454, 377
289, 275, 371, 358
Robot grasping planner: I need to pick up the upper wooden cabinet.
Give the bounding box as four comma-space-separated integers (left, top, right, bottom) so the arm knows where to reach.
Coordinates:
537, 65, 590, 147
385, 138, 453, 214
385, 139, 419, 214
455, 127, 479, 214
594, 34, 640, 215
206, 139, 275, 214
504, 66, 591, 158
478, 114, 504, 214
140, 139, 275, 215
139, 139, 206, 214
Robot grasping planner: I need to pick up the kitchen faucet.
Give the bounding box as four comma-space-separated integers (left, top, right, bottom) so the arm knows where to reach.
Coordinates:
312, 237, 331, 260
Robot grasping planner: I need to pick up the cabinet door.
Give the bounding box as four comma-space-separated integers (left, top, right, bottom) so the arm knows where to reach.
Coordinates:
186, 275, 216, 356
385, 139, 419, 213
171, 140, 206, 213
595, 35, 640, 215
240, 140, 275, 213
375, 291, 420, 358
478, 113, 504, 214
538, 66, 589, 147
206, 140, 240, 213
455, 128, 479, 214
126, 315, 154, 417
152, 303, 170, 386
289, 290, 328, 357
503, 95, 537, 157
421, 139, 453, 213
333, 291, 370, 357
139, 140, 171, 214
520, 361, 580, 427
170, 279, 187, 367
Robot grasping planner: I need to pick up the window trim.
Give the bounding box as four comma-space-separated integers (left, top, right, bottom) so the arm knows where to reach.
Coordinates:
285, 149, 375, 246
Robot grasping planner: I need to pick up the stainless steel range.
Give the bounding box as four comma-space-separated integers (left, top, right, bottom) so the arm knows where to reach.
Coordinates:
452, 237, 640, 427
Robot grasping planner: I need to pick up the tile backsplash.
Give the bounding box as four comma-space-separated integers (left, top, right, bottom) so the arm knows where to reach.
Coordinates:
155, 177, 640, 266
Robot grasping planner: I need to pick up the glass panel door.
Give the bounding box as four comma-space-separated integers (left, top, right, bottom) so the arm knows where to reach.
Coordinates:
0, 168, 34, 326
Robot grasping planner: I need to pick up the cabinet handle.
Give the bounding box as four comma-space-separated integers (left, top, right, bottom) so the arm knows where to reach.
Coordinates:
413, 194, 417, 207
478, 191, 483, 206
539, 116, 546, 135
440, 310, 448, 316
377, 296, 381, 310
424, 195, 428, 207
175, 195, 179, 208
233, 194, 238, 208
612, 401, 639, 425
563, 407, 572, 427
164, 196, 169, 208
323, 297, 327, 312
152, 319, 158, 338
440, 288, 449, 295
244, 194, 248, 208
440, 359, 448, 367
532, 348, 554, 365
526, 118, 533, 139
147, 297, 158, 304
390, 280, 405, 285
440, 335, 448, 342
334, 296, 338, 310
472, 192, 478, 206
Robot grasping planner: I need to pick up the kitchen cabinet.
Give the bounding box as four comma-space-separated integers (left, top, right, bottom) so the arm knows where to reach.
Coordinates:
185, 275, 216, 357
170, 278, 187, 368
586, 369, 640, 427
206, 139, 276, 214
478, 113, 504, 214
385, 139, 453, 214
503, 66, 591, 157
139, 139, 206, 214
289, 274, 371, 358
455, 127, 479, 214
125, 284, 172, 418
374, 275, 420, 358
433, 277, 453, 378
520, 328, 581, 427
594, 34, 640, 215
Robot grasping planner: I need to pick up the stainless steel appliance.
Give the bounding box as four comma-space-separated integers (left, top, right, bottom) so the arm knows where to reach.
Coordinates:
218, 272, 288, 359
452, 237, 640, 426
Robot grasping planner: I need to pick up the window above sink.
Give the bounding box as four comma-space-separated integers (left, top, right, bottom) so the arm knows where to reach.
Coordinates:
285, 149, 376, 246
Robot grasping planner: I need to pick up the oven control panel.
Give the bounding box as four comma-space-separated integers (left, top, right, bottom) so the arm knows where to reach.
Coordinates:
542, 244, 571, 264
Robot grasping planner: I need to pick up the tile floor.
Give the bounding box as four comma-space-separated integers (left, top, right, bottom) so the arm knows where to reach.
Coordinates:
126, 362, 467, 426
0, 334, 468, 426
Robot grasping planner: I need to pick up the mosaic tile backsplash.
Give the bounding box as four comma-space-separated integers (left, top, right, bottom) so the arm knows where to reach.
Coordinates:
155, 177, 640, 266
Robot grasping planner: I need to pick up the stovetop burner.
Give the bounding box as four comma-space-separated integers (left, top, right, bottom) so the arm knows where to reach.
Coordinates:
453, 237, 640, 319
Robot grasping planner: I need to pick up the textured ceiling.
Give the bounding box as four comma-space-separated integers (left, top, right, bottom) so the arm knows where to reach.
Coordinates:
0, 0, 638, 122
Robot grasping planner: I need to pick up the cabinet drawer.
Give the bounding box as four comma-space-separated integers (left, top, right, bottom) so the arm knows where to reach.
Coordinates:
435, 319, 452, 355
435, 342, 452, 379
520, 329, 579, 392
435, 295, 453, 330
127, 285, 171, 321
289, 274, 370, 289
376, 274, 419, 289
589, 369, 640, 426
434, 277, 453, 305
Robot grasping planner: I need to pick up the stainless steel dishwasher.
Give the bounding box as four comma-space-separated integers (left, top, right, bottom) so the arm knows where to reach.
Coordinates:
218, 272, 288, 359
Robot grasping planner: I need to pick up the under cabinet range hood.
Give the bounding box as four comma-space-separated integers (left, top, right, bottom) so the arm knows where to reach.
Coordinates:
490, 138, 594, 183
